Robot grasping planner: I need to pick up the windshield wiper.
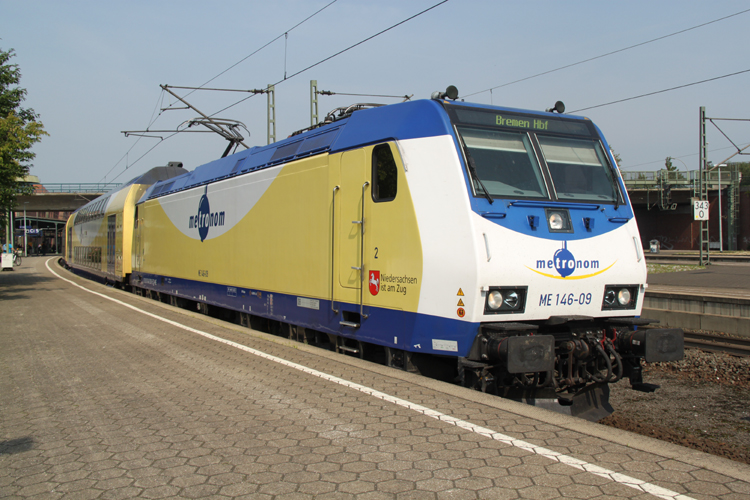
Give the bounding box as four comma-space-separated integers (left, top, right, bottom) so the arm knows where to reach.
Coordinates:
468, 155, 494, 205
611, 181, 620, 210
458, 136, 493, 205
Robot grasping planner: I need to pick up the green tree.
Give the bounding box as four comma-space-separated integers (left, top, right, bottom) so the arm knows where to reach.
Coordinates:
609, 146, 622, 167
0, 48, 47, 228
732, 161, 750, 185
665, 156, 676, 171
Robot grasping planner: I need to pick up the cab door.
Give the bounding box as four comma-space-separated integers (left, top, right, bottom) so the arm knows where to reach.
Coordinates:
334, 143, 422, 322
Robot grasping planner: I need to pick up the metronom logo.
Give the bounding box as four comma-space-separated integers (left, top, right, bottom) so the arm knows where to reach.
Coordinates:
189, 185, 225, 242
527, 241, 615, 280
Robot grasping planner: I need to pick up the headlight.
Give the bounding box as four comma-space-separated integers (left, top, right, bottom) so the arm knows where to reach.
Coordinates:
484, 287, 527, 314
487, 291, 503, 310
545, 208, 572, 233
504, 291, 519, 309
549, 213, 564, 230
602, 285, 637, 310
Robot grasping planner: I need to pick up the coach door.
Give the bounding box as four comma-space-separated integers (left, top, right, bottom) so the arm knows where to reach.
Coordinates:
133, 208, 142, 272
338, 148, 368, 292
67, 226, 73, 261
107, 214, 116, 275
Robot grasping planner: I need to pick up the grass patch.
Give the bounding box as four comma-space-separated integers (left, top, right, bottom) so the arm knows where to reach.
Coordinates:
647, 263, 704, 274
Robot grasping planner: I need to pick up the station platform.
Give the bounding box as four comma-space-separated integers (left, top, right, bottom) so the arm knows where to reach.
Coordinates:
644, 253, 750, 335
1, 257, 748, 499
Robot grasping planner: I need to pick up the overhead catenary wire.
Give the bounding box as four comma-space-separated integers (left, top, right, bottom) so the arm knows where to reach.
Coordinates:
173, 0, 339, 105
109, 132, 180, 183
132, 63, 750, 179
708, 117, 750, 153
208, 0, 450, 118
317, 90, 412, 100
107, 2, 741, 181
107, 1, 449, 182
568, 68, 750, 113
465, 7, 750, 176
105, 1, 341, 182
98, 90, 167, 183
464, 7, 750, 99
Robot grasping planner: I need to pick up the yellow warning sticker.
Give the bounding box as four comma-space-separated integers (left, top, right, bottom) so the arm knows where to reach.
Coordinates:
457, 299, 465, 307
457, 288, 464, 296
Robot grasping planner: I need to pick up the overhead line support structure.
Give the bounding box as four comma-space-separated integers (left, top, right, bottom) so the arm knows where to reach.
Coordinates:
310, 80, 319, 127
267, 84, 275, 145
161, 85, 255, 156
699, 106, 709, 265
308, 79, 413, 128
699, 108, 750, 257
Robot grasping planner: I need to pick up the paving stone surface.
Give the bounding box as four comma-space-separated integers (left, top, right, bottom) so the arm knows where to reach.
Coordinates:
1, 257, 749, 499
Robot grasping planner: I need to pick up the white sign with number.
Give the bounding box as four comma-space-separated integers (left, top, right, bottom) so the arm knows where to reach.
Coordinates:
694, 200, 709, 221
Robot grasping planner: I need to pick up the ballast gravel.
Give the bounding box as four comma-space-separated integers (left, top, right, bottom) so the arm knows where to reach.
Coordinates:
603, 348, 750, 465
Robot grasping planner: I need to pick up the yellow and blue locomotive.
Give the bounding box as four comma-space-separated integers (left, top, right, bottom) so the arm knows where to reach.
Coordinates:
65, 89, 683, 420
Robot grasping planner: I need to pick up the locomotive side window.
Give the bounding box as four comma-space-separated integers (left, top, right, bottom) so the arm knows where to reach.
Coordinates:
458, 127, 547, 199
539, 136, 622, 204
372, 144, 398, 202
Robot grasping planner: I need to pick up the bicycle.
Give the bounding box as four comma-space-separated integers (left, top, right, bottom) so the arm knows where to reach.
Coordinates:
13, 250, 22, 267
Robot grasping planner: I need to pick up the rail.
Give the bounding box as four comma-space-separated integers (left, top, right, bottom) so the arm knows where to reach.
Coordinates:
684, 331, 750, 357
645, 253, 750, 264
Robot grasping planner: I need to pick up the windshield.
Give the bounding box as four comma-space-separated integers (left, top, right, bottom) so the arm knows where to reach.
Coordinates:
539, 136, 621, 203
449, 104, 623, 205
458, 126, 548, 198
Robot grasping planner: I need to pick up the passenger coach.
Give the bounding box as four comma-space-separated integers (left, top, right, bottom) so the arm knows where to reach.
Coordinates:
64, 163, 187, 284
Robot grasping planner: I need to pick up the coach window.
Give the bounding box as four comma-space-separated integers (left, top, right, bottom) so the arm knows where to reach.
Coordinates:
372, 144, 398, 202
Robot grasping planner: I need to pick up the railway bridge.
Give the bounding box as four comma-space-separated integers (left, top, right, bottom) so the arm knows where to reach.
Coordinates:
623, 166, 747, 252
4, 181, 120, 256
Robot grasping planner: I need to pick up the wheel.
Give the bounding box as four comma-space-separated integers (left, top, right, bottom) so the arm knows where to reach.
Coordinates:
14, 255, 21, 266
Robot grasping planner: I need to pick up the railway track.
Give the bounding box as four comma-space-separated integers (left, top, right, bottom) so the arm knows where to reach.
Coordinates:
645, 253, 750, 265
684, 331, 750, 357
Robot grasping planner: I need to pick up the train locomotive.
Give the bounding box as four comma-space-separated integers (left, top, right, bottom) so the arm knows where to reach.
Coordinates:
64, 87, 684, 420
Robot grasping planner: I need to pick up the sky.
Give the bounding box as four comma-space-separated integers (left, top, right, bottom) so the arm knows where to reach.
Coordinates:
2, 0, 749, 185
